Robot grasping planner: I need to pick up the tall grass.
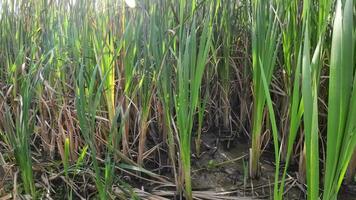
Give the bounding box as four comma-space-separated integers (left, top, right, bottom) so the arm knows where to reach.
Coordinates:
323, 0, 355, 199
137, 46, 156, 167
2, 0, 356, 199
215, 0, 234, 130
76, 64, 109, 199
250, 0, 280, 178
5, 78, 36, 197
278, 0, 303, 163
174, 1, 213, 198
300, 0, 332, 198
147, 1, 178, 185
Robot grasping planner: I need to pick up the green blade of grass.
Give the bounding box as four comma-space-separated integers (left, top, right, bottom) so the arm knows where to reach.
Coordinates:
323, 0, 354, 199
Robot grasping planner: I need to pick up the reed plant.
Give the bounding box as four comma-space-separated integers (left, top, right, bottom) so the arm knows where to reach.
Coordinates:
143, 1, 178, 178
121, 14, 141, 156
174, 1, 213, 198
300, 0, 332, 198
214, 0, 234, 130
75, 64, 109, 199
6, 78, 36, 197
278, 0, 303, 163
250, 0, 280, 178
137, 55, 156, 167
322, 0, 355, 199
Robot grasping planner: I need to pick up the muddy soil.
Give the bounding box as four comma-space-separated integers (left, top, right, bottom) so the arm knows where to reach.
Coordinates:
189, 131, 303, 199
189, 131, 356, 200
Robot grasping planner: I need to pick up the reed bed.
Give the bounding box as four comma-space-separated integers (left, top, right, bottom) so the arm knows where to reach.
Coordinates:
0, 0, 355, 199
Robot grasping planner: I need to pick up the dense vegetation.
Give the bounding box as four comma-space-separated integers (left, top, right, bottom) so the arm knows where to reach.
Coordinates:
0, 0, 355, 199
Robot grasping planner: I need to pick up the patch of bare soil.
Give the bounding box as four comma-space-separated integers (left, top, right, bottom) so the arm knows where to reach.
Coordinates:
191, 131, 305, 200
